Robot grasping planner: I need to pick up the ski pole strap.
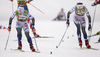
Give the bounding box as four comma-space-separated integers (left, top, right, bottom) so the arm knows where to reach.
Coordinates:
9, 17, 13, 27
87, 15, 91, 26
89, 21, 91, 26
67, 16, 69, 22
67, 11, 71, 22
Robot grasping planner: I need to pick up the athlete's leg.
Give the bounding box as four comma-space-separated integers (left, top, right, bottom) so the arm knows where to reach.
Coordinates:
74, 22, 82, 46
74, 22, 81, 39
16, 21, 23, 49
81, 17, 91, 48
23, 22, 35, 51
16, 28, 22, 43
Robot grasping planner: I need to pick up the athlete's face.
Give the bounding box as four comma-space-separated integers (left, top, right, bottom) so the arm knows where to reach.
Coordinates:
19, 11, 23, 15
18, 10, 23, 15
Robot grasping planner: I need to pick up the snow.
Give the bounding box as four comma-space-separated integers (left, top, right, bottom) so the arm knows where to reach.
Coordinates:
0, 0, 100, 57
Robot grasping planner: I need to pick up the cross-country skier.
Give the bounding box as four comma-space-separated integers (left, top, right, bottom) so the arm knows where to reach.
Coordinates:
91, 0, 100, 6
7, 7, 36, 52
10, 0, 40, 37
66, 2, 92, 48
53, 8, 66, 21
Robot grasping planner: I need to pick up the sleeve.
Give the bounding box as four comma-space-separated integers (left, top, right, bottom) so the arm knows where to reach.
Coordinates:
27, 13, 33, 19
11, 12, 16, 19
85, 8, 90, 16
69, 7, 75, 13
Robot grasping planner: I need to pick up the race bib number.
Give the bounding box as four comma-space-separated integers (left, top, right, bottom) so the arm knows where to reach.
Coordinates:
18, 15, 27, 19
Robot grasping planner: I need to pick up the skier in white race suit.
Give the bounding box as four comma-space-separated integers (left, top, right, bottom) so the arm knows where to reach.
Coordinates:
7, 7, 36, 52
66, 2, 92, 48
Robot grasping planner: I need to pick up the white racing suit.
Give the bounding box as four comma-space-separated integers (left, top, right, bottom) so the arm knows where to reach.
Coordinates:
11, 10, 33, 44
69, 6, 90, 40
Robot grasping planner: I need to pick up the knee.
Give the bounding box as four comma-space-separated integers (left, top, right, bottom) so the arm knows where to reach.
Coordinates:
82, 27, 86, 34
16, 28, 22, 34
25, 32, 31, 38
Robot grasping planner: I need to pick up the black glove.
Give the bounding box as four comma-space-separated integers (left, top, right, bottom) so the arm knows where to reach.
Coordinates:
66, 21, 70, 27
88, 25, 92, 31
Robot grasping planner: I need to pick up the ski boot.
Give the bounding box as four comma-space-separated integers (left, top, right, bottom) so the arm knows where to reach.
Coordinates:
78, 38, 82, 48
85, 40, 91, 48
30, 44, 35, 52
18, 41, 22, 50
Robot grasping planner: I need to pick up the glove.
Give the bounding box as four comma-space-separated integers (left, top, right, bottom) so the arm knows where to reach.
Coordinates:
7, 27, 11, 32
31, 24, 35, 32
88, 25, 92, 31
10, 0, 13, 2
32, 27, 36, 33
27, 1, 30, 3
66, 21, 70, 27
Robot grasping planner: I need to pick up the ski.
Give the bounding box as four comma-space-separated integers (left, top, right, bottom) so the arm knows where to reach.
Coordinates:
11, 49, 25, 52
87, 48, 99, 50
33, 36, 54, 38
87, 34, 98, 37
87, 31, 100, 37
81, 47, 98, 50
95, 42, 100, 44
11, 48, 40, 53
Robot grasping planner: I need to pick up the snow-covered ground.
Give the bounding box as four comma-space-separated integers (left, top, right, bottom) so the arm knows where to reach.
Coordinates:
0, 0, 100, 57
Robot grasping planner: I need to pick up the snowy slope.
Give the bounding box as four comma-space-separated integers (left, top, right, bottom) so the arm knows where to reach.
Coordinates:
0, 0, 100, 57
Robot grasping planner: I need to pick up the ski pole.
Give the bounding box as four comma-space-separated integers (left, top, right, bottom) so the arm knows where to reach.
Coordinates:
88, 6, 97, 41
29, 3, 45, 14
33, 36, 40, 53
56, 27, 68, 48
4, 32, 11, 50
12, 2, 14, 13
